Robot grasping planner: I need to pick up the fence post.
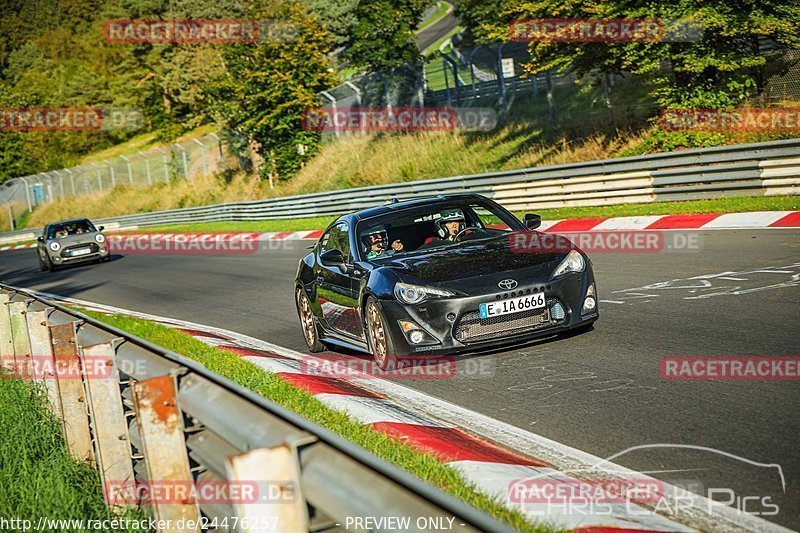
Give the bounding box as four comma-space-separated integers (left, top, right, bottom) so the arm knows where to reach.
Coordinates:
193, 138, 208, 176
132, 374, 201, 527
156, 148, 170, 182
65, 168, 76, 196
0, 292, 14, 365
6, 203, 14, 231
140, 152, 153, 185
92, 163, 104, 192
49, 322, 94, 462
545, 70, 556, 124
174, 144, 189, 179
210, 133, 225, 171
321, 91, 339, 138
106, 161, 116, 188
226, 444, 310, 532
8, 300, 32, 380
80, 339, 135, 505
25, 307, 63, 418
121, 155, 134, 184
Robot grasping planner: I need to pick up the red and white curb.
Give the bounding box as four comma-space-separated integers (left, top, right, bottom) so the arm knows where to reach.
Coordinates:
22, 290, 791, 533
2, 211, 798, 253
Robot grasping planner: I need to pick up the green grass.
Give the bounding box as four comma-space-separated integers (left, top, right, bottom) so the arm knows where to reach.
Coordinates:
422, 24, 462, 57
118, 195, 799, 235
0, 377, 149, 531
79, 310, 552, 532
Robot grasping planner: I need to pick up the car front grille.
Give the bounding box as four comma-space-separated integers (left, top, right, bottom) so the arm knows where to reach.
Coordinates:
61, 243, 99, 258
453, 299, 563, 343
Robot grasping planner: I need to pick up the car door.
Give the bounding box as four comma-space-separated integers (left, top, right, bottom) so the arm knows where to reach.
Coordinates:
315, 222, 362, 340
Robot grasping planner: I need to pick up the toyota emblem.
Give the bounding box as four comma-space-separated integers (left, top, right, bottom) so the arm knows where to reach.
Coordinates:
498, 279, 518, 290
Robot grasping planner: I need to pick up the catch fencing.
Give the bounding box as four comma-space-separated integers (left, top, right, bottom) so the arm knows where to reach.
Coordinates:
0, 284, 512, 532
0, 133, 229, 231
0, 137, 797, 244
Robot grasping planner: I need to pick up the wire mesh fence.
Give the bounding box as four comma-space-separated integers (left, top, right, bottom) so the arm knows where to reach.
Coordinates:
0, 132, 228, 232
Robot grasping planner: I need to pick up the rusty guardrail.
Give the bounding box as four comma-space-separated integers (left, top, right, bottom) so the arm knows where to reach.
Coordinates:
0, 284, 513, 533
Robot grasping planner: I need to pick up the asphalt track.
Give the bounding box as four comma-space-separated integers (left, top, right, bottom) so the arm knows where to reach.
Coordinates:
416, 2, 459, 54
2, 229, 799, 529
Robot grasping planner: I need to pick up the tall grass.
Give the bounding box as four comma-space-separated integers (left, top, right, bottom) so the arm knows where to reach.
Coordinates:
0, 377, 148, 531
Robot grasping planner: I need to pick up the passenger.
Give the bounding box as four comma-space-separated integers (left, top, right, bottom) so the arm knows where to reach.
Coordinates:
363, 226, 403, 260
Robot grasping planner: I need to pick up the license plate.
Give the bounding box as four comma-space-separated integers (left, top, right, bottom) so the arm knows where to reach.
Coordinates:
71, 248, 91, 256
479, 292, 546, 319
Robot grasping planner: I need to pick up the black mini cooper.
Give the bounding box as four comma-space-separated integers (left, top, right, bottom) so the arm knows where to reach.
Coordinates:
294, 193, 598, 369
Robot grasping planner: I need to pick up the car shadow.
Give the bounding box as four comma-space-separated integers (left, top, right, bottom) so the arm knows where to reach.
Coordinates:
0, 254, 126, 300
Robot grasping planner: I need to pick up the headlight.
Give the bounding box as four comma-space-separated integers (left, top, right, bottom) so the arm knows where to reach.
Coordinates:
49, 242, 61, 252
95, 233, 106, 243
552, 250, 585, 278
394, 282, 454, 305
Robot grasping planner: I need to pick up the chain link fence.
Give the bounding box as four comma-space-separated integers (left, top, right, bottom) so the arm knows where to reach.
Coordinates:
0, 132, 228, 232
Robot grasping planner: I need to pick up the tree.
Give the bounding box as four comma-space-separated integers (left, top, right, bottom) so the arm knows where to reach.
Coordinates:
206, 1, 336, 181
456, 0, 800, 109
306, 0, 359, 48
345, 0, 428, 71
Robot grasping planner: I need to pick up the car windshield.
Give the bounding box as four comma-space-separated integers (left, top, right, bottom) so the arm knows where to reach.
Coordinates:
356, 200, 523, 262
47, 220, 96, 239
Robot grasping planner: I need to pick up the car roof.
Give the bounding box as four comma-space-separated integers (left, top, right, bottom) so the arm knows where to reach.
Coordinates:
342, 193, 487, 224
46, 218, 93, 227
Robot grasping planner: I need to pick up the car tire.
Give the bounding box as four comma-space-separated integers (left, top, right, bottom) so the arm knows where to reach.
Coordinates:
38, 254, 47, 272
365, 297, 399, 371
296, 288, 325, 352
45, 255, 57, 273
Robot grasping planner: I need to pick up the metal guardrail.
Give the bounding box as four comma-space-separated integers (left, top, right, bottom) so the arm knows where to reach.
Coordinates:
0, 284, 513, 533
1, 138, 799, 244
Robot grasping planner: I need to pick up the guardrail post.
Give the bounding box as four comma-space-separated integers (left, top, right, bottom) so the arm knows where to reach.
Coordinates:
0, 292, 14, 366
81, 340, 135, 506
8, 300, 32, 380
131, 374, 201, 529
26, 307, 63, 419
49, 322, 94, 462
225, 444, 309, 532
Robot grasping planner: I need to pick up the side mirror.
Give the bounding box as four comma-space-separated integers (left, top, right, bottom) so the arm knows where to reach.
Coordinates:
98, 226, 105, 232
320, 249, 345, 267
523, 213, 542, 230
37, 236, 44, 243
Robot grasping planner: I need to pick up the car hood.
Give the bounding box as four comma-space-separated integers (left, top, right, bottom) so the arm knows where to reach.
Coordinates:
376, 235, 568, 291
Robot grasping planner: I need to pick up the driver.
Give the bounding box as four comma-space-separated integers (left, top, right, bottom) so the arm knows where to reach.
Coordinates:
436, 208, 466, 241
363, 226, 404, 260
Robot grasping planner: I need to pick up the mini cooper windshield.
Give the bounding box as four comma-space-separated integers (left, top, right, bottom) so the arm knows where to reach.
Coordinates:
356, 200, 524, 262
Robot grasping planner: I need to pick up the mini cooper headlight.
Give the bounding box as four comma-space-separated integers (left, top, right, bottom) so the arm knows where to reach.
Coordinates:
95, 233, 105, 243
552, 250, 585, 278
49, 242, 61, 252
394, 282, 454, 305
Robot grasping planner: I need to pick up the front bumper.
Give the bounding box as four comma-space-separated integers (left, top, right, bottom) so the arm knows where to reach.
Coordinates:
377, 268, 598, 357
50, 246, 109, 265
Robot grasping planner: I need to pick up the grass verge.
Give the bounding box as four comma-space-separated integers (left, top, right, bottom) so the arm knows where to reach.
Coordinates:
0, 377, 148, 531
79, 309, 551, 532
121, 195, 799, 235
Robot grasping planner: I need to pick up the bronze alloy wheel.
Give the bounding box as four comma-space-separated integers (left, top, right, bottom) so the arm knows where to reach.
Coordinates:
296, 289, 324, 352
366, 301, 387, 366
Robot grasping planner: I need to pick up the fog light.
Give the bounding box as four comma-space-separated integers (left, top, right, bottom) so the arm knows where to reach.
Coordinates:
549, 301, 566, 321
582, 296, 596, 313
409, 330, 425, 344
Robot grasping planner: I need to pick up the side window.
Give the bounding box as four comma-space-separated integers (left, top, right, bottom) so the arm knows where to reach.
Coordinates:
319, 223, 352, 262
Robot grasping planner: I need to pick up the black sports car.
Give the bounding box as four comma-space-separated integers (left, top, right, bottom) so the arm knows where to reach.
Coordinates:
294, 193, 598, 369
